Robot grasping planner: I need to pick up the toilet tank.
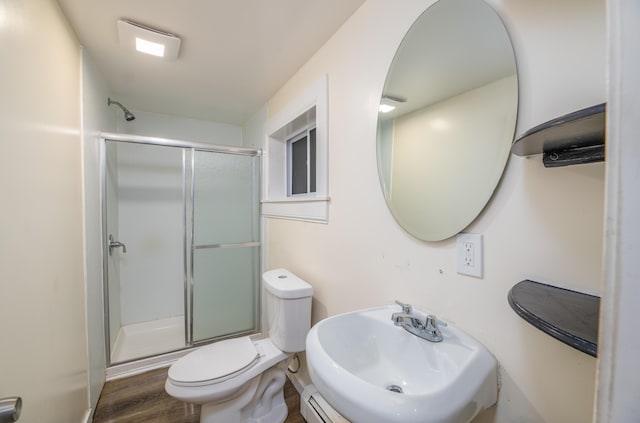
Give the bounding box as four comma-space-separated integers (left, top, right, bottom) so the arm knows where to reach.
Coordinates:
263, 269, 313, 353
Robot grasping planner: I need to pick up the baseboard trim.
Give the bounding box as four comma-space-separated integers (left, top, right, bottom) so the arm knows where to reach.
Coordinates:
82, 408, 92, 423
106, 348, 195, 381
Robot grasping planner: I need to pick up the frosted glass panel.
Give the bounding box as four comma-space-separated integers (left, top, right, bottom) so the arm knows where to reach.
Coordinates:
191, 150, 260, 343
192, 247, 259, 342
193, 152, 258, 245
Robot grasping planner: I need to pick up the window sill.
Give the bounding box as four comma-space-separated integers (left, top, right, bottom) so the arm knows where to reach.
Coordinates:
262, 197, 330, 223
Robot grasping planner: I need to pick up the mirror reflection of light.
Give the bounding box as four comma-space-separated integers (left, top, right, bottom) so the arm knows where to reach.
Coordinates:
430, 118, 451, 132
379, 103, 396, 113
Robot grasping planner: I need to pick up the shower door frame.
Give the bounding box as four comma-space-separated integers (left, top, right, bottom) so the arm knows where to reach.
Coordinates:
100, 132, 262, 366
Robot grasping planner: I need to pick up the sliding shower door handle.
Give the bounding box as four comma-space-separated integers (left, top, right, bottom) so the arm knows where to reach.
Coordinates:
108, 234, 127, 256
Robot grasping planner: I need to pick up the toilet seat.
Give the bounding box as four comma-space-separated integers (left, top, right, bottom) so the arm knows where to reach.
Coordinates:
165, 338, 288, 406
168, 337, 260, 387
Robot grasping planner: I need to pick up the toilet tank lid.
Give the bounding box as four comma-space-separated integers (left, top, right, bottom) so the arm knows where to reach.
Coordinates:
263, 269, 313, 299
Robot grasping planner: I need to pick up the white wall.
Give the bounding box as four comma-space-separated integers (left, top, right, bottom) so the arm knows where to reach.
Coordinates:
595, 0, 640, 419
243, 105, 268, 149
259, 0, 605, 422
81, 49, 116, 413
116, 109, 243, 145
0, 0, 90, 420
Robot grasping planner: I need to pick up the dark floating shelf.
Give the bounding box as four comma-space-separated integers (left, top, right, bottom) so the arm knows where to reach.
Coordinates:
508, 280, 600, 357
511, 103, 606, 167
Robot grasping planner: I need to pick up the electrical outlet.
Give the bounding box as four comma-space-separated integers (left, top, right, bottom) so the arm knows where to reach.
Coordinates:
457, 233, 483, 278
463, 242, 474, 267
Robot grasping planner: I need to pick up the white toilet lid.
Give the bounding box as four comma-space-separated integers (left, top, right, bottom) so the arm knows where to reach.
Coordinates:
168, 337, 259, 386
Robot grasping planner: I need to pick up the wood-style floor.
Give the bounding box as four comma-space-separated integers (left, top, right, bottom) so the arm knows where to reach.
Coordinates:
93, 366, 305, 423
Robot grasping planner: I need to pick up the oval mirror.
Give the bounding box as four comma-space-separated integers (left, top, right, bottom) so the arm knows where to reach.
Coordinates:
377, 0, 518, 241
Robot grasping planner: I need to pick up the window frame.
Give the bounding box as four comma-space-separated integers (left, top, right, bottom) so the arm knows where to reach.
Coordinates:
263, 75, 329, 223
286, 126, 316, 197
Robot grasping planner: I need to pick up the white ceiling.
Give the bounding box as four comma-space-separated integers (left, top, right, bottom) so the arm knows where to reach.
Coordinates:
57, 0, 365, 125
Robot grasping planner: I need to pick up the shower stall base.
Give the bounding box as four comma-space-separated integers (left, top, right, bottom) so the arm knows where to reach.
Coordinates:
111, 316, 185, 363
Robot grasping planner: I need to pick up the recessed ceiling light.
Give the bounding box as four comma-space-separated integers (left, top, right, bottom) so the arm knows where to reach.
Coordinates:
135, 38, 165, 57
117, 19, 181, 61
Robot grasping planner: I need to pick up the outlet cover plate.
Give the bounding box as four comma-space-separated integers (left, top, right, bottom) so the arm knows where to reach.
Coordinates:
456, 233, 483, 278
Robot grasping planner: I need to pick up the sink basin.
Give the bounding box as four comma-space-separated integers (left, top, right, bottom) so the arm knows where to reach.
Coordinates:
306, 305, 497, 423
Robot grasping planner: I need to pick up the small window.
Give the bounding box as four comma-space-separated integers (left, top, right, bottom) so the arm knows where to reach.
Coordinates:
287, 127, 316, 196
264, 75, 328, 223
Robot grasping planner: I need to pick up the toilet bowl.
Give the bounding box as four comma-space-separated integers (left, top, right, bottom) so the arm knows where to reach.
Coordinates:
165, 269, 313, 423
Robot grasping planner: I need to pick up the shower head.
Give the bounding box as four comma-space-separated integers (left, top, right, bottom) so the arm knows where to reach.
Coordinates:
108, 97, 136, 121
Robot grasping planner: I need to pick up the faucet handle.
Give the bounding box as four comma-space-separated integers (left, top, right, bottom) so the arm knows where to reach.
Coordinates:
423, 315, 447, 342
425, 315, 447, 329
395, 300, 412, 314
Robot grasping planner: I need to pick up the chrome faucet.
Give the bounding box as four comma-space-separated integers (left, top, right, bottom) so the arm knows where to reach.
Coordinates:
391, 300, 447, 342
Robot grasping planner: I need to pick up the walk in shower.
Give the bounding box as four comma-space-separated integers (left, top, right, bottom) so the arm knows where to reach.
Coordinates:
101, 134, 261, 364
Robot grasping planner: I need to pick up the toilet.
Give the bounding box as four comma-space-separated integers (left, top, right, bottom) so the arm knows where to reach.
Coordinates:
165, 268, 313, 423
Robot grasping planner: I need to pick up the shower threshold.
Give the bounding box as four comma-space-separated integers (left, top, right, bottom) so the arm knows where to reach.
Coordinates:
111, 316, 185, 363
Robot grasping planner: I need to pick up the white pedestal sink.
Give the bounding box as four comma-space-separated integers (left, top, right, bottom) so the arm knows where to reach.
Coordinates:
306, 305, 497, 423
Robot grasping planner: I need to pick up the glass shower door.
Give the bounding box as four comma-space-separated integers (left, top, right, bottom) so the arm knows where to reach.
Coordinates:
191, 150, 260, 343
104, 141, 186, 364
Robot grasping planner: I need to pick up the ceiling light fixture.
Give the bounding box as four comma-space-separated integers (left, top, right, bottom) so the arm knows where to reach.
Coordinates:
117, 19, 181, 61
136, 38, 165, 57
379, 103, 396, 113
379, 94, 407, 113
